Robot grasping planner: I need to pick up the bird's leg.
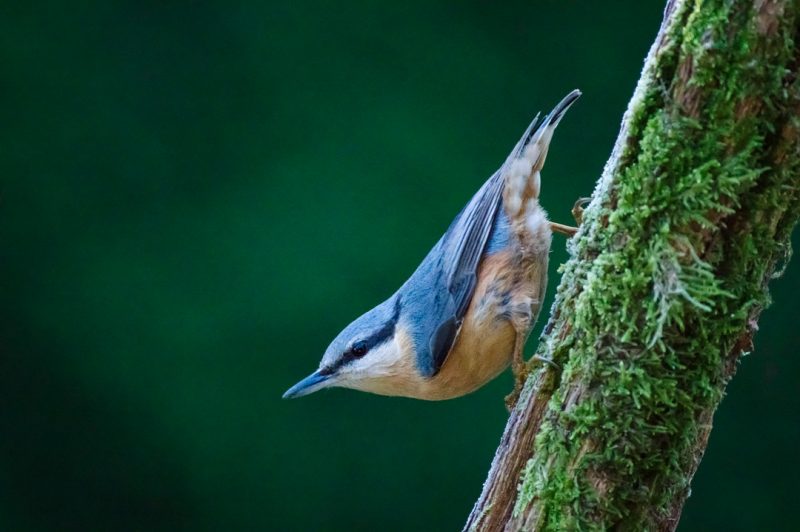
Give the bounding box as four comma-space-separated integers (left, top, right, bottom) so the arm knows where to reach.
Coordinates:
504, 333, 528, 411
549, 221, 578, 237
548, 197, 591, 237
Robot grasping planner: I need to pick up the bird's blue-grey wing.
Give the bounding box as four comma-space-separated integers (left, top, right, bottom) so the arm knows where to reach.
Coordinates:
415, 170, 506, 377
413, 114, 552, 376
443, 172, 506, 316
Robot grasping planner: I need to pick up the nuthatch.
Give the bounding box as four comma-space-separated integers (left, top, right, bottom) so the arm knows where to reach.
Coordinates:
284, 90, 581, 401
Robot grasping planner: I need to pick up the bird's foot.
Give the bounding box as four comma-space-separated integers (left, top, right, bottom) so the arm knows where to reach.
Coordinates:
504, 378, 525, 412
571, 197, 591, 226
505, 355, 560, 410
531, 354, 560, 369
505, 352, 529, 411
549, 197, 591, 237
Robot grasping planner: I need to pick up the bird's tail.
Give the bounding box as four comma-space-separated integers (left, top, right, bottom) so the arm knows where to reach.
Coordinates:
502, 89, 581, 201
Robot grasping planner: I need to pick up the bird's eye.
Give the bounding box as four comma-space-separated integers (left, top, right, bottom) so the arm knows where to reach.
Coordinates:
350, 341, 368, 358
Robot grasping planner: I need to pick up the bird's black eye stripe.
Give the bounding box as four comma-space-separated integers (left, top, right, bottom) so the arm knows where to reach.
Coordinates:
350, 341, 368, 357
328, 297, 401, 372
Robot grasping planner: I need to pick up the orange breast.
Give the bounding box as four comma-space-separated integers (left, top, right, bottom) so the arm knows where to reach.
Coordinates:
412, 250, 518, 400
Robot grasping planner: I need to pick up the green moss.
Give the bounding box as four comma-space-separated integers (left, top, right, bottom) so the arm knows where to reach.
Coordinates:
512, 0, 800, 529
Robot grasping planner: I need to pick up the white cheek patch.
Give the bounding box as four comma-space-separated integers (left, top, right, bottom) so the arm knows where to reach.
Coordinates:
340, 339, 404, 382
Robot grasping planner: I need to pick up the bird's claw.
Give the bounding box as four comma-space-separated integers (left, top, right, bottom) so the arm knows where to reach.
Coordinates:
549, 197, 590, 238
505, 355, 530, 411
531, 354, 560, 369
571, 197, 591, 226
504, 355, 561, 410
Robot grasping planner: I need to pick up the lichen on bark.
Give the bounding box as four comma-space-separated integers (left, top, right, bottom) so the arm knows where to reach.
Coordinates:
466, 0, 800, 530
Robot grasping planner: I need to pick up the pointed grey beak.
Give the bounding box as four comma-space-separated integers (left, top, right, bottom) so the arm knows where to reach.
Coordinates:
282, 370, 331, 399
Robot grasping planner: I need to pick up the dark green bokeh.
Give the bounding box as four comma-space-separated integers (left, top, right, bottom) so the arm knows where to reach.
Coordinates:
2, 2, 798, 530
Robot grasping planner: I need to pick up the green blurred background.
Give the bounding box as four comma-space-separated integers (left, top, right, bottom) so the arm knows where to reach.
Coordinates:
2, 1, 798, 530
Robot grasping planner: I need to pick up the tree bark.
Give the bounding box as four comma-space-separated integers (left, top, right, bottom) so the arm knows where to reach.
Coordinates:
465, 0, 800, 530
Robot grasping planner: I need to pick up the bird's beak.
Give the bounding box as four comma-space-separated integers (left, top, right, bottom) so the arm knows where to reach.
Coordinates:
282, 370, 331, 399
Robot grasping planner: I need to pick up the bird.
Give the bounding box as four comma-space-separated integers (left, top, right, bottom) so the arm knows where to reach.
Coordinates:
283, 90, 582, 403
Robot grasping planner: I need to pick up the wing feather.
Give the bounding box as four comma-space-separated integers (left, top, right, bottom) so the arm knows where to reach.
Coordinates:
419, 172, 504, 375
414, 89, 581, 377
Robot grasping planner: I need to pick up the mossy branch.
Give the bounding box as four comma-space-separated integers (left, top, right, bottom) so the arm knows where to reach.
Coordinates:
465, 0, 800, 530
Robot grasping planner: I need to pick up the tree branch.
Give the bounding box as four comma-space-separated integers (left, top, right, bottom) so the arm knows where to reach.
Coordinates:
465, 0, 800, 529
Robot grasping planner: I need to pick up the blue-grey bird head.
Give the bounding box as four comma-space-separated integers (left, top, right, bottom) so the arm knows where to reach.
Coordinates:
283, 295, 416, 399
